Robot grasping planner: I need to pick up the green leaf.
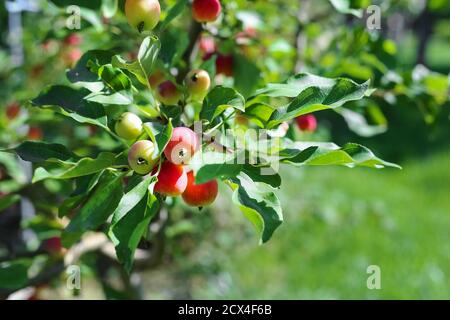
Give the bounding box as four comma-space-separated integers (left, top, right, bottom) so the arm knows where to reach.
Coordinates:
62, 171, 123, 247
242, 164, 281, 189
279, 142, 401, 169
110, 177, 153, 224
232, 53, 261, 98
252, 73, 371, 128
143, 119, 173, 155
32, 85, 108, 129
337, 107, 387, 137
230, 173, 283, 244
201, 86, 245, 123
59, 171, 104, 217
244, 102, 276, 128
32, 152, 116, 183
101, 0, 118, 18
112, 36, 161, 86
329, 0, 364, 18
160, 28, 189, 67
97, 64, 132, 92
109, 178, 159, 272
67, 50, 115, 84
22, 216, 63, 240
159, 105, 183, 125
0, 194, 20, 212
85, 91, 133, 105
5, 141, 77, 163
254, 73, 369, 98
0, 153, 27, 184
158, 0, 189, 31
191, 151, 243, 184
0, 259, 33, 290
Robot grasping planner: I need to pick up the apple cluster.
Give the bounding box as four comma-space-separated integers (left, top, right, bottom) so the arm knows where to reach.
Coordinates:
122, 121, 218, 208
125, 0, 222, 33
114, 48, 217, 207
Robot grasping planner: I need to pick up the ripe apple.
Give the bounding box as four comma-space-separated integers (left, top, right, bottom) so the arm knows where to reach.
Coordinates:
30, 64, 44, 79
64, 33, 82, 46
125, 0, 161, 32
234, 113, 249, 127
154, 161, 188, 196
128, 140, 159, 175
62, 48, 82, 68
182, 171, 218, 207
148, 70, 165, 89
44, 237, 62, 253
6, 102, 20, 120
199, 35, 216, 60
28, 126, 43, 140
296, 114, 317, 132
156, 81, 182, 105
192, 0, 222, 23
216, 54, 233, 77
115, 112, 143, 140
164, 127, 199, 165
186, 69, 211, 100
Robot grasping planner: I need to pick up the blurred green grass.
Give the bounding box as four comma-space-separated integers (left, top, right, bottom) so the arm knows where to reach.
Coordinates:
196, 151, 450, 299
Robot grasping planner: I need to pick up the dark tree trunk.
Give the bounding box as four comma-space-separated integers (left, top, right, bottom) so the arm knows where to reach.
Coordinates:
414, 5, 434, 66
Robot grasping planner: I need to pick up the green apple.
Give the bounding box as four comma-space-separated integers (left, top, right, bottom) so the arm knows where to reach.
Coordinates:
186, 69, 211, 100
125, 0, 161, 33
128, 140, 159, 175
115, 112, 143, 140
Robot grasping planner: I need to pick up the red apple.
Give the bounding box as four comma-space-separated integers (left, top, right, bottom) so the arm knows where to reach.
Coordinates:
199, 35, 216, 60
156, 81, 182, 105
164, 127, 200, 165
182, 171, 218, 207
6, 102, 20, 120
28, 127, 43, 140
64, 33, 82, 46
296, 114, 317, 132
216, 54, 233, 77
148, 70, 165, 89
192, 0, 221, 23
154, 161, 188, 196
44, 237, 62, 253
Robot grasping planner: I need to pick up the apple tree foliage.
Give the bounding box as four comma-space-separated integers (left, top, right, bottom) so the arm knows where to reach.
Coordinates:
0, 0, 448, 298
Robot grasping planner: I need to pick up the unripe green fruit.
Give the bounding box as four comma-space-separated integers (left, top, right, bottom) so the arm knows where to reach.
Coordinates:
125, 0, 161, 33
156, 81, 182, 105
128, 140, 159, 175
115, 112, 143, 140
186, 69, 211, 100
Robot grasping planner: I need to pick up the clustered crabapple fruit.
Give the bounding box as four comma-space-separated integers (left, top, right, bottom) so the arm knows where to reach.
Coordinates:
125, 0, 161, 33
122, 110, 218, 206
